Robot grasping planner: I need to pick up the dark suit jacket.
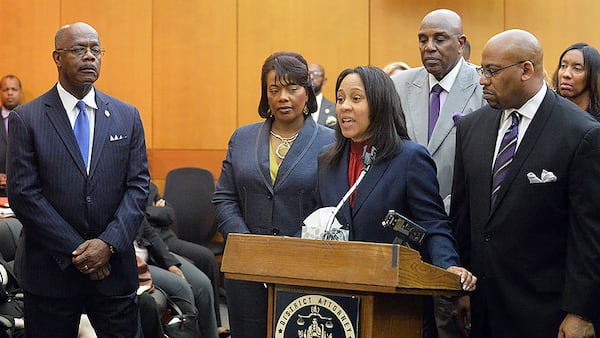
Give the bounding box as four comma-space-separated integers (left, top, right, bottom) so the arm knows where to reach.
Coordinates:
317, 140, 459, 269
0, 117, 7, 197
315, 96, 337, 128
136, 220, 180, 270
213, 117, 334, 239
6, 85, 150, 298
451, 89, 600, 337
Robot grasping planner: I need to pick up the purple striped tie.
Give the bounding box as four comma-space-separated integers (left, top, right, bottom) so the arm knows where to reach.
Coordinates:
491, 111, 520, 208
428, 84, 443, 140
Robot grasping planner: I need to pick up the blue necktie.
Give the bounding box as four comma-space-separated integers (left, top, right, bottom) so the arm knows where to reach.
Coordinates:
74, 100, 90, 168
491, 111, 520, 208
428, 84, 443, 140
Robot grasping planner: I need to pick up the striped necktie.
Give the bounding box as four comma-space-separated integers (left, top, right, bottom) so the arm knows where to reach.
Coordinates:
491, 111, 520, 208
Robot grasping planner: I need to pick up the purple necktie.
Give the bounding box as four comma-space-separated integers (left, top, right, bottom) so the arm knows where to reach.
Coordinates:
491, 111, 520, 208
428, 84, 444, 140
74, 100, 90, 168
3, 115, 7, 134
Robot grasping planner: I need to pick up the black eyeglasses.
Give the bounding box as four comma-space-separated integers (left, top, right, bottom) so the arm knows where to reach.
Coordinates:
55, 46, 106, 57
477, 61, 528, 78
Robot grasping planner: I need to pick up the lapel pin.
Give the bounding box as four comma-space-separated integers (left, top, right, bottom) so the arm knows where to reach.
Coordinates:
105, 110, 110, 117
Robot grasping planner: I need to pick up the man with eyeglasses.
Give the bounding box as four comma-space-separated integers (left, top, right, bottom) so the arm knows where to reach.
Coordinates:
391, 9, 484, 338
451, 29, 599, 338
7, 22, 149, 337
308, 63, 337, 128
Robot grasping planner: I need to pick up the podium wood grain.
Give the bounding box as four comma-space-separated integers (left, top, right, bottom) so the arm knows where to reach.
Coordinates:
221, 234, 463, 337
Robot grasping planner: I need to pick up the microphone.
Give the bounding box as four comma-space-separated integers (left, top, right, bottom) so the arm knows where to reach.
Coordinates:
381, 210, 427, 249
322, 145, 377, 240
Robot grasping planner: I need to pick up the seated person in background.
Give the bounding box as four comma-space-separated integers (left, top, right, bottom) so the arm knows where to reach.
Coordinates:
136, 255, 168, 338
0, 251, 97, 338
136, 217, 219, 338
145, 182, 228, 336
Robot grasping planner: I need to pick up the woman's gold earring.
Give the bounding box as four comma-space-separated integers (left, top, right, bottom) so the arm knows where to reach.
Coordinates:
303, 105, 309, 116
267, 108, 272, 117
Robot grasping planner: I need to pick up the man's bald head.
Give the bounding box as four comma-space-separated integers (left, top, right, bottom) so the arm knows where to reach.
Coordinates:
418, 9, 466, 80
485, 29, 543, 78
480, 29, 544, 109
420, 9, 464, 36
55, 22, 100, 49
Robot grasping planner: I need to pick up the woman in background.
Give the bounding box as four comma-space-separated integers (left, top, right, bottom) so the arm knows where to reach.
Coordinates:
553, 42, 600, 120
316, 66, 476, 337
212, 51, 334, 338
382, 61, 410, 77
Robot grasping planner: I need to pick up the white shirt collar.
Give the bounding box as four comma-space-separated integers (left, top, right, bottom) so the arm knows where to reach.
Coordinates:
313, 92, 324, 122
502, 82, 547, 121
56, 82, 98, 113
428, 59, 462, 92
1, 107, 10, 119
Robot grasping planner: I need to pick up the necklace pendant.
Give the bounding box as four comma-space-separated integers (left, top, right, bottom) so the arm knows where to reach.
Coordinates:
275, 142, 291, 160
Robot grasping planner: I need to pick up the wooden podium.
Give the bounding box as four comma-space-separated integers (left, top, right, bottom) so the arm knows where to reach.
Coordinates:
221, 234, 462, 338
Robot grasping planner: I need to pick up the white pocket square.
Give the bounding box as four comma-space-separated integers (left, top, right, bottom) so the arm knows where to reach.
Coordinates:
109, 135, 127, 142
527, 169, 557, 184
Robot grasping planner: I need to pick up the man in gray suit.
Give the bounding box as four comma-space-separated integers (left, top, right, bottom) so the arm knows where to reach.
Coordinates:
391, 9, 484, 338
309, 63, 337, 128
7, 22, 149, 337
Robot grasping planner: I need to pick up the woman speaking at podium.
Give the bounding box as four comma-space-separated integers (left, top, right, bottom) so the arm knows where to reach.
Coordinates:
212, 51, 334, 338
315, 66, 477, 337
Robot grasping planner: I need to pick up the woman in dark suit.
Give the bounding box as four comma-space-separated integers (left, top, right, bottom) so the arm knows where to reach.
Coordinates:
212, 51, 334, 338
317, 66, 476, 337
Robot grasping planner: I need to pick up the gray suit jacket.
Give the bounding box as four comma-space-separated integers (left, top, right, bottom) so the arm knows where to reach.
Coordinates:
392, 59, 484, 205
315, 96, 337, 128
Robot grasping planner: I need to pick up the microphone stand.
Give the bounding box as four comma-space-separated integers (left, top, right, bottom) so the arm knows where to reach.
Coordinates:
322, 145, 377, 240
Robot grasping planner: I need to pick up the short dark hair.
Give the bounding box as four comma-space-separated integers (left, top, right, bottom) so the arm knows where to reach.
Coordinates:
257, 51, 317, 118
463, 39, 471, 60
0, 75, 22, 89
553, 42, 600, 118
322, 66, 409, 166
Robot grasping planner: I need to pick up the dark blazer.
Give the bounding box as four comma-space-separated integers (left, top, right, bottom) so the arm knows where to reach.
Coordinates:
6, 85, 150, 298
317, 140, 459, 269
315, 96, 337, 128
213, 117, 334, 239
0, 117, 7, 196
136, 219, 180, 270
451, 89, 600, 337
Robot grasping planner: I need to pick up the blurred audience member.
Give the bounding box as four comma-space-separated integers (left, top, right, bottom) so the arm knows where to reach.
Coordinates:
383, 61, 410, 77
309, 63, 337, 128
463, 39, 471, 62
136, 218, 218, 338
552, 42, 600, 119
0, 75, 23, 196
146, 182, 229, 336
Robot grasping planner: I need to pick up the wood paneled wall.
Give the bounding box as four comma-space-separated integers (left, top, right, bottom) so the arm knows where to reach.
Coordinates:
1, 0, 599, 191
